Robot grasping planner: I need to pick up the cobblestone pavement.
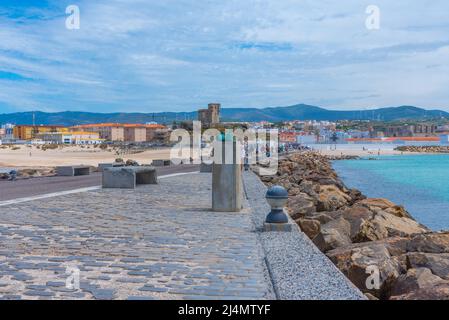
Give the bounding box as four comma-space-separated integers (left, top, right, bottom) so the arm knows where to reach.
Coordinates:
0, 173, 273, 300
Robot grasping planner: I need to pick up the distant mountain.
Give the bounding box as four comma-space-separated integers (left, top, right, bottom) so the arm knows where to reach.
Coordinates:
1, 105, 448, 126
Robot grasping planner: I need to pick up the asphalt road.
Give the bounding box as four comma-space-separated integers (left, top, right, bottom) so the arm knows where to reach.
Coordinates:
0, 165, 200, 202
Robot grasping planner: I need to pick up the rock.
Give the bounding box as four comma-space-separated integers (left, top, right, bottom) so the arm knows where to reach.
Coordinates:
365, 293, 379, 300
407, 232, 449, 254
357, 198, 397, 210
406, 252, 449, 280
298, 180, 319, 197
308, 213, 334, 225
390, 282, 449, 300
327, 241, 405, 299
313, 217, 352, 252
288, 187, 301, 196
317, 185, 351, 211
357, 198, 412, 219
348, 189, 366, 204
371, 211, 428, 238
341, 206, 383, 242
353, 219, 389, 243
286, 193, 316, 220
125, 159, 139, 166
297, 218, 321, 240
391, 268, 444, 297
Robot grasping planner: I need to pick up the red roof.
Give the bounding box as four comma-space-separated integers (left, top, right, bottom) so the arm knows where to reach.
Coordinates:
346, 137, 440, 142
73, 123, 166, 129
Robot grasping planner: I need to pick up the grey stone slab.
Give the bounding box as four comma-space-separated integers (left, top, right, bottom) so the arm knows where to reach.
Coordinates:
127, 296, 156, 300
23, 290, 55, 297
56, 166, 91, 177
102, 166, 157, 189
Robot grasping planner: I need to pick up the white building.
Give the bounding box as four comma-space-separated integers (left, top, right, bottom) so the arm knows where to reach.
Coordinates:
36, 131, 103, 145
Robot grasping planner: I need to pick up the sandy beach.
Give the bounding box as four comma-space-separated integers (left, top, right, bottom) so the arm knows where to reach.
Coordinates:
309, 144, 413, 157
0, 145, 171, 168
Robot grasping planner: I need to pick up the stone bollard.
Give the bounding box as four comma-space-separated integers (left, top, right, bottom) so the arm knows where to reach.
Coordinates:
264, 185, 292, 232
212, 140, 243, 212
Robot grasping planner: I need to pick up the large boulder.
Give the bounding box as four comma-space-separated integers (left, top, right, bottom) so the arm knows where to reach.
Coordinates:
390, 282, 449, 300
308, 212, 335, 225
347, 189, 366, 205
286, 193, 316, 220
313, 217, 352, 252
297, 218, 321, 240
371, 211, 428, 237
406, 252, 449, 280
390, 268, 444, 297
327, 241, 405, 299
357, 198, 412, 219
298, 180, 320, 198
317, 185, 351, 211
406, 232, 449, 254
341, 206, 386, 242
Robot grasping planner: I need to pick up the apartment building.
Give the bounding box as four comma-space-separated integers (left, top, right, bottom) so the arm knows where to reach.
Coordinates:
13, 125, 69, 140
36, 131, 103, 144
73, 123, 167, 142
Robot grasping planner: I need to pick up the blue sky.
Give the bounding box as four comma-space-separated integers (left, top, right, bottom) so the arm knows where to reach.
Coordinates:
0, 0, 449, 113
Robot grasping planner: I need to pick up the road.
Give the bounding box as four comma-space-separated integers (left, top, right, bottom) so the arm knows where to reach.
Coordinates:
0, 165, 200, 202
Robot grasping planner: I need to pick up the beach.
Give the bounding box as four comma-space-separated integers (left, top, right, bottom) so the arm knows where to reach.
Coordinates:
309, 143, 412, 157
0, 145, 172, 168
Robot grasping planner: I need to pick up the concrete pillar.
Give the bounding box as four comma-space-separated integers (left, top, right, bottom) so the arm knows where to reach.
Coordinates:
212, 140, 243, 212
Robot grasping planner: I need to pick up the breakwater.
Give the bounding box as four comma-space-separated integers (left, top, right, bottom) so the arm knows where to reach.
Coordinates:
260, 152, 449, 300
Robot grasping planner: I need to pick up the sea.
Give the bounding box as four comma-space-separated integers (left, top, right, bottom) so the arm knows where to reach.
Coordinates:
333, 154, 449, 231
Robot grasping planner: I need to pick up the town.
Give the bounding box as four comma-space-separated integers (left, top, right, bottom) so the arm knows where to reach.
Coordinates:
2, 104, 449, 147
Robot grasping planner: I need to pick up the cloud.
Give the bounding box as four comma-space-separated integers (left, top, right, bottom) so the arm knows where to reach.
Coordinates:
0, 0, 449, 114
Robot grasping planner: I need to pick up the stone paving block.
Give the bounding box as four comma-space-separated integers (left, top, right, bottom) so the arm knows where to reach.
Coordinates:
0, 173, 273, 300
127, 296, 156, 300
23, 290, 55, 297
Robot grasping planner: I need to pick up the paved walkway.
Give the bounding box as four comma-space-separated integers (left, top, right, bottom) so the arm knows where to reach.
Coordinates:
0, 173, 273, 300
0, 165, 200, 201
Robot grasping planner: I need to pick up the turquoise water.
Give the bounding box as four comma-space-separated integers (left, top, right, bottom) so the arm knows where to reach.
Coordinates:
332, 154, 449, 231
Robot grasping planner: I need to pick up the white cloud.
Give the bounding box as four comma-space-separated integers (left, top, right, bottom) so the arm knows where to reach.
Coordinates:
0, 0, 448, 113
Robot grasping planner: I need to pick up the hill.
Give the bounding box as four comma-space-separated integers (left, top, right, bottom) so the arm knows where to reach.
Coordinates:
1, 105, 448, 126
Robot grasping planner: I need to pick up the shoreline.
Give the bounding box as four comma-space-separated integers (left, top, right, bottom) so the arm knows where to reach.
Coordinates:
311, 145, 436, 157
261, 151, 449, 300
0, 145, 172, 168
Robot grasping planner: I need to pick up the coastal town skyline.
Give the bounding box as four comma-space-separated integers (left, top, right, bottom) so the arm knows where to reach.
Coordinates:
1, 0, 449, 113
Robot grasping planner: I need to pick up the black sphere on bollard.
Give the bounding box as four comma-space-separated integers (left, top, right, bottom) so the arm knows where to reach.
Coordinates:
265, 186, 289, 224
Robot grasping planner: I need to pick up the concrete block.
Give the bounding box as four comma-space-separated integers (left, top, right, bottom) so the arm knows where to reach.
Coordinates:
152, 159, 172, 167
56, 166, 91, 177
98, 163, 113, 172
98, 163, 125, 172
102, 166, 157, 189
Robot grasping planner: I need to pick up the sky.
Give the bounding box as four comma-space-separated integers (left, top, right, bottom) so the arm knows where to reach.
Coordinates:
0, 0, 449, 113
